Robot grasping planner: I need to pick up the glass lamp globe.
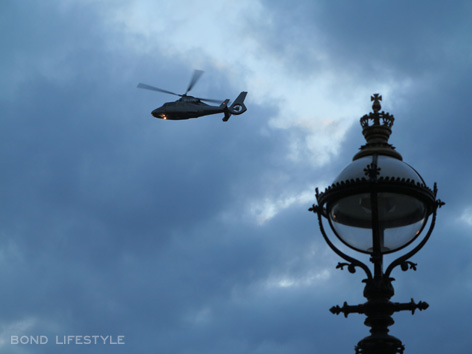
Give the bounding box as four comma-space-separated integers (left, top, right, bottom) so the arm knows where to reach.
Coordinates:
327, 155, 429, 254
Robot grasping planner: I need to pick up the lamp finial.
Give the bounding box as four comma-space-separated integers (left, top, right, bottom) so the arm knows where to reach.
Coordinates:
353, 94, 402, 161
371, 94, 382, 113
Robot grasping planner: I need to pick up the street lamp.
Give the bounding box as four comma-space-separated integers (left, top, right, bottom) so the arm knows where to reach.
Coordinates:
309, 94, 444, 354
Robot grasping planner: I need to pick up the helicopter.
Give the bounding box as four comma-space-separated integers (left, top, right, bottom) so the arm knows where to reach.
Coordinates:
137, 70, 247, 122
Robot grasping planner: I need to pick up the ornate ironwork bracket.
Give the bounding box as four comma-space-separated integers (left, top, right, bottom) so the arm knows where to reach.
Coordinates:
400, 261, 417, 272
393, 298, 429, 315
330, 301, 365, 317
336, 262, 361, 274
330, 298, 428, 318
385, 183, 444, 279
309, 197, 373, 280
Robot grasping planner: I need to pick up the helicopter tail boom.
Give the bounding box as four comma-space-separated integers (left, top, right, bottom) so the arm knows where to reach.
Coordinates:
222, 91, 248, 122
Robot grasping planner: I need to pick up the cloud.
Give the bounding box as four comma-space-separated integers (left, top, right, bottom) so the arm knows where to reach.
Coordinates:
248, 189, 315, 225
459, 207, 472, 227
2, 1, 472, 353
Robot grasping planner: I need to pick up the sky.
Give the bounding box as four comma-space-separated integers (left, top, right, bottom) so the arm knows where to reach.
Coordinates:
1, 1, 472, 353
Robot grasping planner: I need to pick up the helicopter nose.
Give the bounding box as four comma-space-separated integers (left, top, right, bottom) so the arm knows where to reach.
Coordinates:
152, 110, 167, 120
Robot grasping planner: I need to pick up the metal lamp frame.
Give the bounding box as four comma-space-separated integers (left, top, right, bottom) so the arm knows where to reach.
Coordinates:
308, 94, 445, 354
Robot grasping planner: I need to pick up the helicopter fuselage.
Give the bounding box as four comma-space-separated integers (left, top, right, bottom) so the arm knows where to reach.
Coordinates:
151, 97, 227, 120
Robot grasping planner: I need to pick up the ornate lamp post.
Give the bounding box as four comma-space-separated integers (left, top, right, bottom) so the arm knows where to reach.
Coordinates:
309, 94, 444, 354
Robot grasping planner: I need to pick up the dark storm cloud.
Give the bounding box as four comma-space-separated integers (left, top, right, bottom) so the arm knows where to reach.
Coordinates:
1, 2, 320, 353
255, 0, 472, 89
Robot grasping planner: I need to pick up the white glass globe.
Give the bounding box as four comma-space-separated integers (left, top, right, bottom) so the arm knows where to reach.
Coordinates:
327, 155, 428, 254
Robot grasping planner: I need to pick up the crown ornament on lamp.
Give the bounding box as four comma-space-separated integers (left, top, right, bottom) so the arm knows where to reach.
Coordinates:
354, 94, 401, 160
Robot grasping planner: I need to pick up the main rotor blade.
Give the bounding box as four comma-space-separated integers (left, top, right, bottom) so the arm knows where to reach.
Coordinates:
198, 97, 225, 104
137, 83, 181, 96
185, 70, 204, 94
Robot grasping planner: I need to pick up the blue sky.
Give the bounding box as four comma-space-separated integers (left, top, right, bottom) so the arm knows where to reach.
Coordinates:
1, 1, 471, 353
